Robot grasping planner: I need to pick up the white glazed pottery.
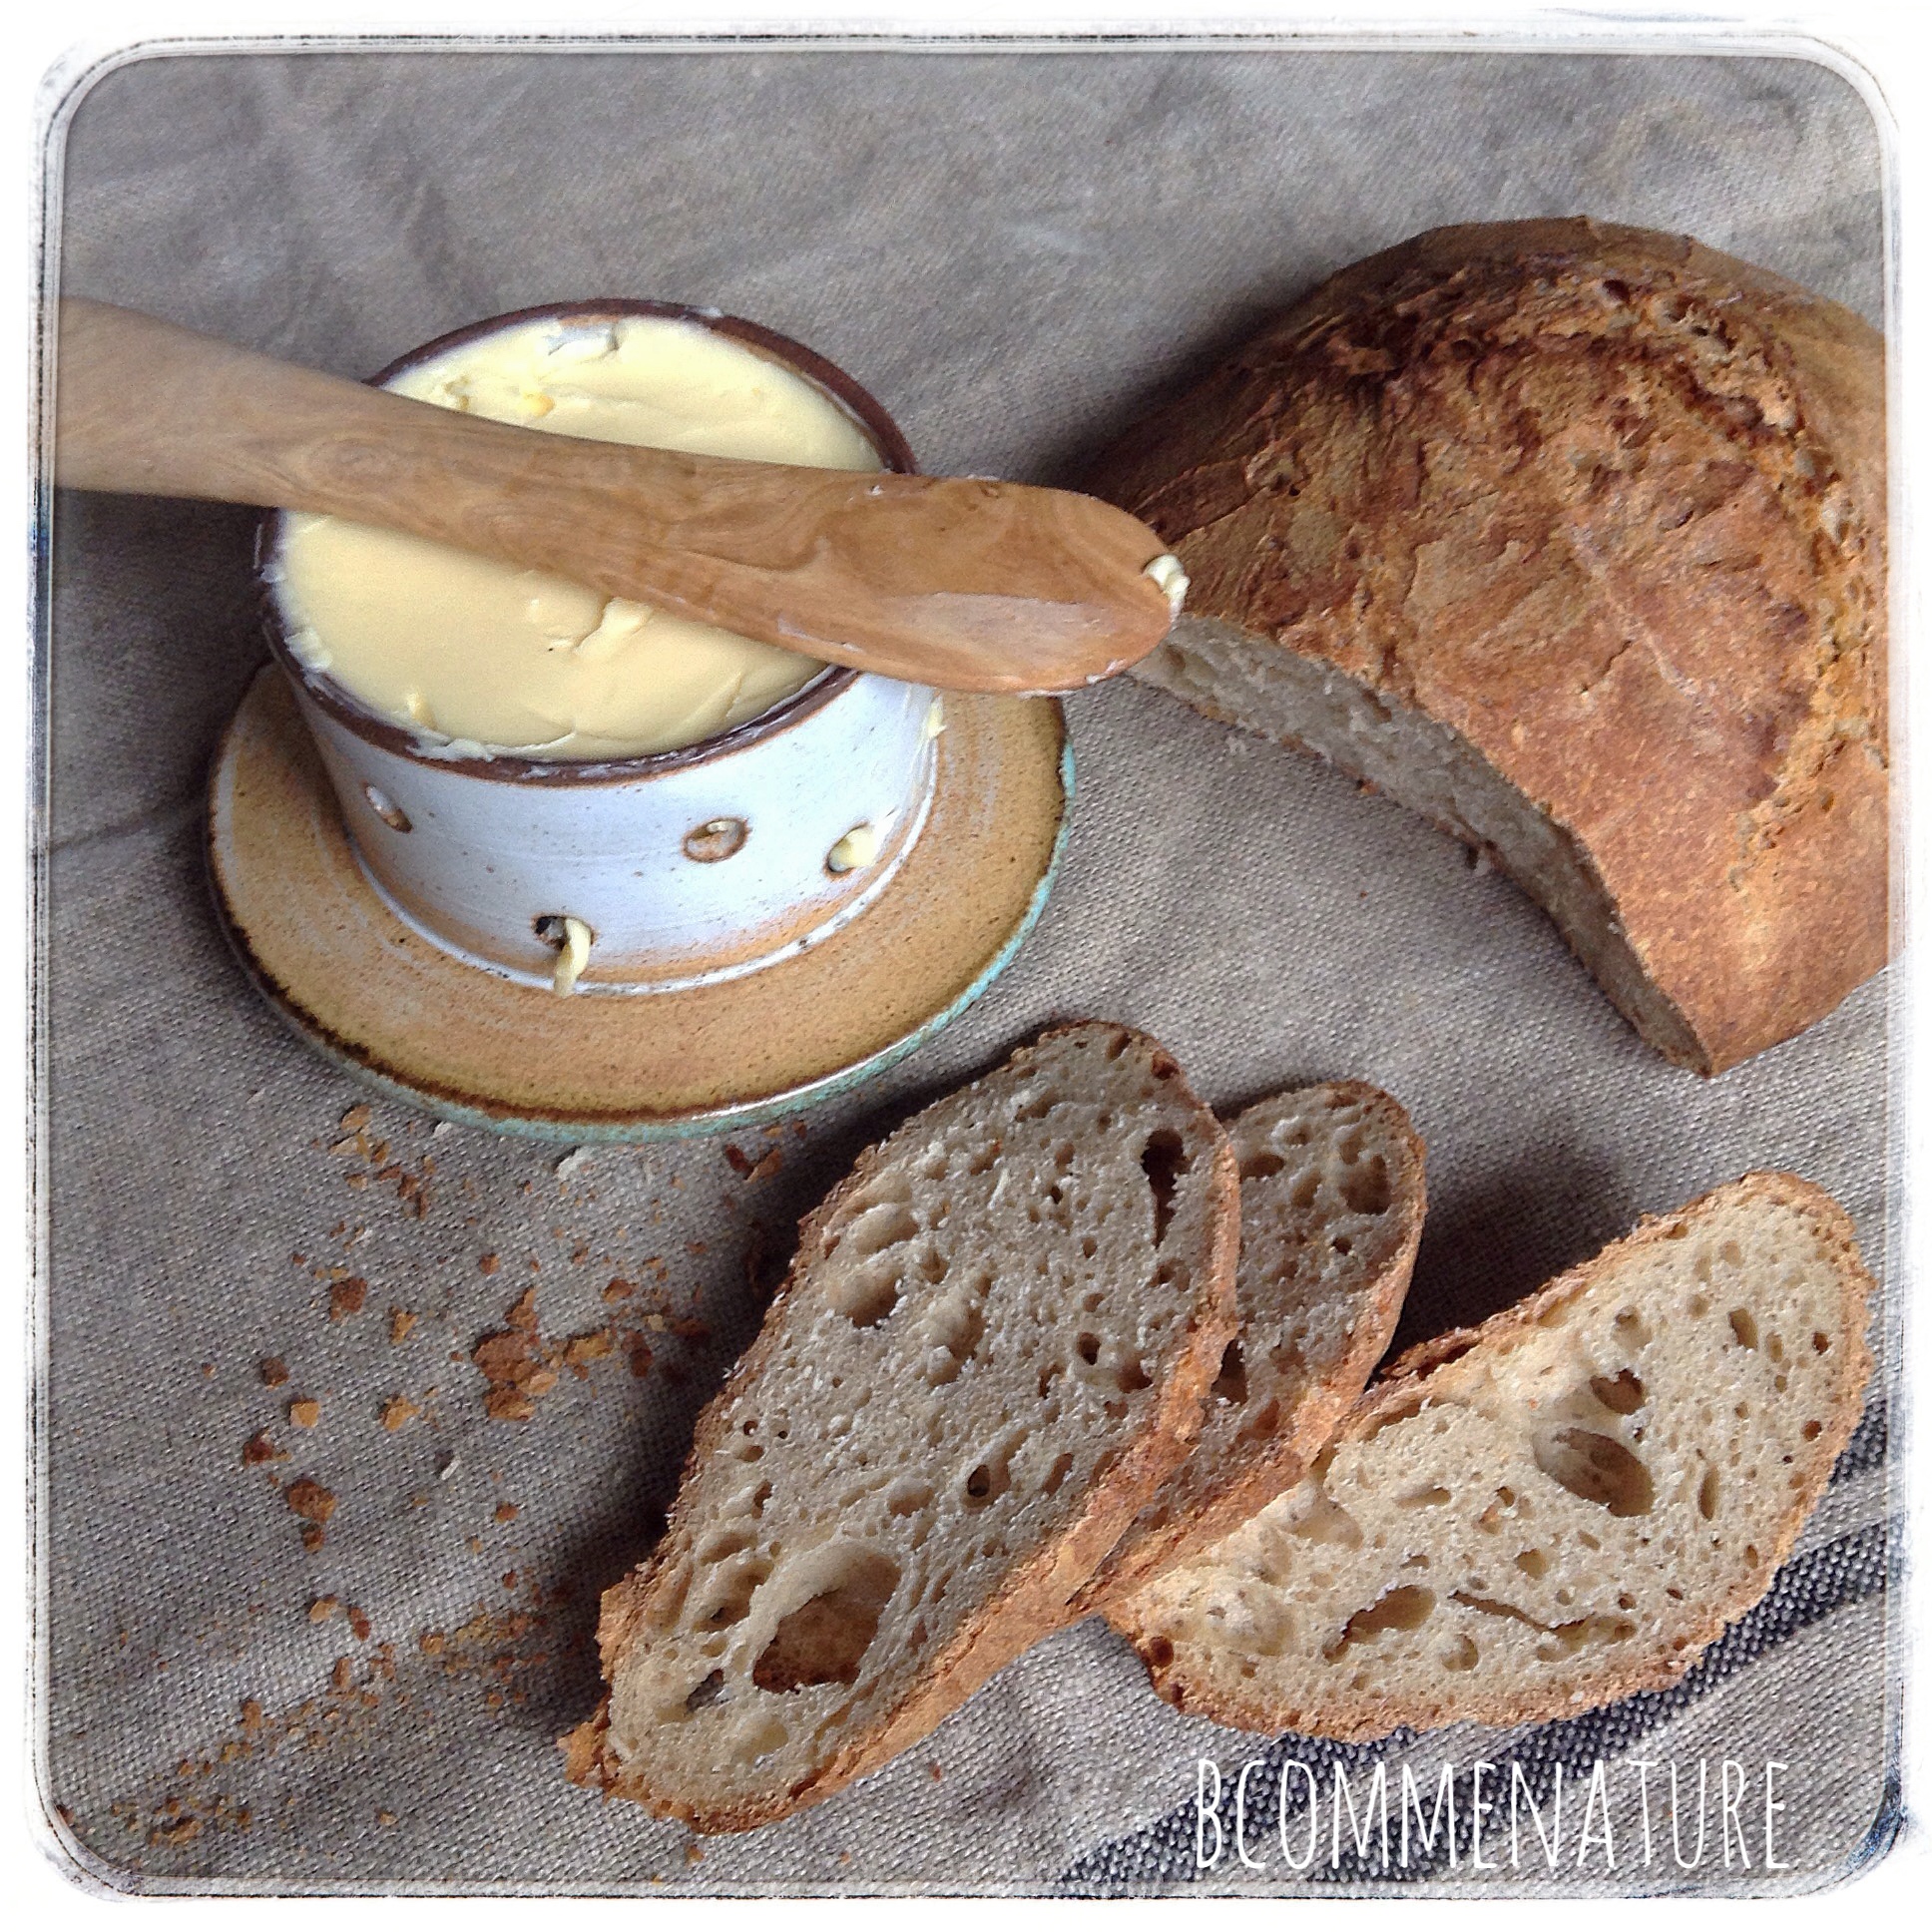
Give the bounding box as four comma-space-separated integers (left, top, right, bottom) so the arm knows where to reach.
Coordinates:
259, 300, 937, 993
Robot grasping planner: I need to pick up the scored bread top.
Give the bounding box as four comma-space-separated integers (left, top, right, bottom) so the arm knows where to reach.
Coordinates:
1080, 1081, 1423, 1608
567, 1021, 1238, 1830
1089, 219, 1887, 1073
1114, 1171, 1874, 1740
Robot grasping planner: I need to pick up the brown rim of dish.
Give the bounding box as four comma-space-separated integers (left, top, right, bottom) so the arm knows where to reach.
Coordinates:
255, 298, 920, 787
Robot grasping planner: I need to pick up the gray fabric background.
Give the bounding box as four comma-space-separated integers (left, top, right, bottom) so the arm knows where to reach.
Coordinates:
37, 41, 1894, 1894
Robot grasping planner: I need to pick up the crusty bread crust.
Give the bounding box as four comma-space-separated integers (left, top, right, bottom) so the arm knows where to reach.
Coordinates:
1115, 1171, 1875, 1738
564, 1021, 1239, 1830
1078, 1081, 1424, 1609
1090, 219, 1888, 1074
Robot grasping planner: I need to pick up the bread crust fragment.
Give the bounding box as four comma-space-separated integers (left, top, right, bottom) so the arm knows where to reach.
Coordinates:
564, 1021, 1238, 1831
1113, 1172, 1874, 1739
1079, 1080, 1423, 1609
1089, 219, 1888, 1073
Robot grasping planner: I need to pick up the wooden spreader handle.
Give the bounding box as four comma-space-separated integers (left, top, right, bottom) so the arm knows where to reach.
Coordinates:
54, 297, 1181, 695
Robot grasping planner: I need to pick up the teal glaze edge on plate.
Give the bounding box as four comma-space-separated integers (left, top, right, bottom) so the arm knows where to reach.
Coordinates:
213, 726, 1075, 1146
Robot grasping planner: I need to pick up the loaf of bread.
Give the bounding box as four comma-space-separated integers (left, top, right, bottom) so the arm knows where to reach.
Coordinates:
1078, 1081, 1423, 1608
1088, 219, 1887, 1074
1111, 1172, 1873, 1738
563, 1021, 1238, 1831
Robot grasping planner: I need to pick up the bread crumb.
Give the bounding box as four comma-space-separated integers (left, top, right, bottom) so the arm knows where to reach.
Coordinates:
285, 1479, 336, 1540
389, 1308, 419, 1344
506, 1287, 538, 1331
564, 1329, 614, 1371
723, 1143, 752, 1176
380, 1395, 421, 1432
307, 1597, 339, 1623
328, 1277, 367, 1321
242, 1431, 283, 1465
240, 1698, 262, 1728
748, 1148, 783, 1184
603, 1276, 636, 1302
288, 1398, 321, 1429
376, 1809, 397, 1827
495, 1501, 520, 1523
684, 1842, 704, 1865
418, 1632, 445, 1656
339, 1104, 371, 1132
479, 1252, 500, 1274
259, 1356, 289, 1387
348, 1606, 372, 1641
331, 1657, 353, 1690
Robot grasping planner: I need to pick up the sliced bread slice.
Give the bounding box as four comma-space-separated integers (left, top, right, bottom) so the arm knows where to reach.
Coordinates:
1112, 1172, 1873, 1738
564, 1021, 1239, 1830
1078, 1081, 1424, 1609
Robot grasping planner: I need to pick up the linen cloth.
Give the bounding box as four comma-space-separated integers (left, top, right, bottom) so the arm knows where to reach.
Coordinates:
39, 41, 1893, 1893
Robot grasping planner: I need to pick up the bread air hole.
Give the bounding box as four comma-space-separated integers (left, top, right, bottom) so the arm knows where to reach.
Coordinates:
684, 1670, 726, 1713
697, 1554, 772, 1631
1211, 1395, 1268, 1452
1323, 1586, 1435, 1660
1515, 1549, 1549, 1580
1728, 1308, 1759, 1350
1698, 1467, 1721, 1520
1240, 1152, 1285, 1182
1532, 1429, 1656, 1517
1340, 1155, 1390, 1215
920, 1292, 987, 1388
1212, 1341, 1247, 1405
1535, 1615, 1637, 1663
1140, 1130, 1189, 1243
750, 1550, 900, 1694
1398, 1485, 1452, 1508
1590, 1370, 1646, 1415
962, 1450, 1013, 1509
829, 1254, 903, 1329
